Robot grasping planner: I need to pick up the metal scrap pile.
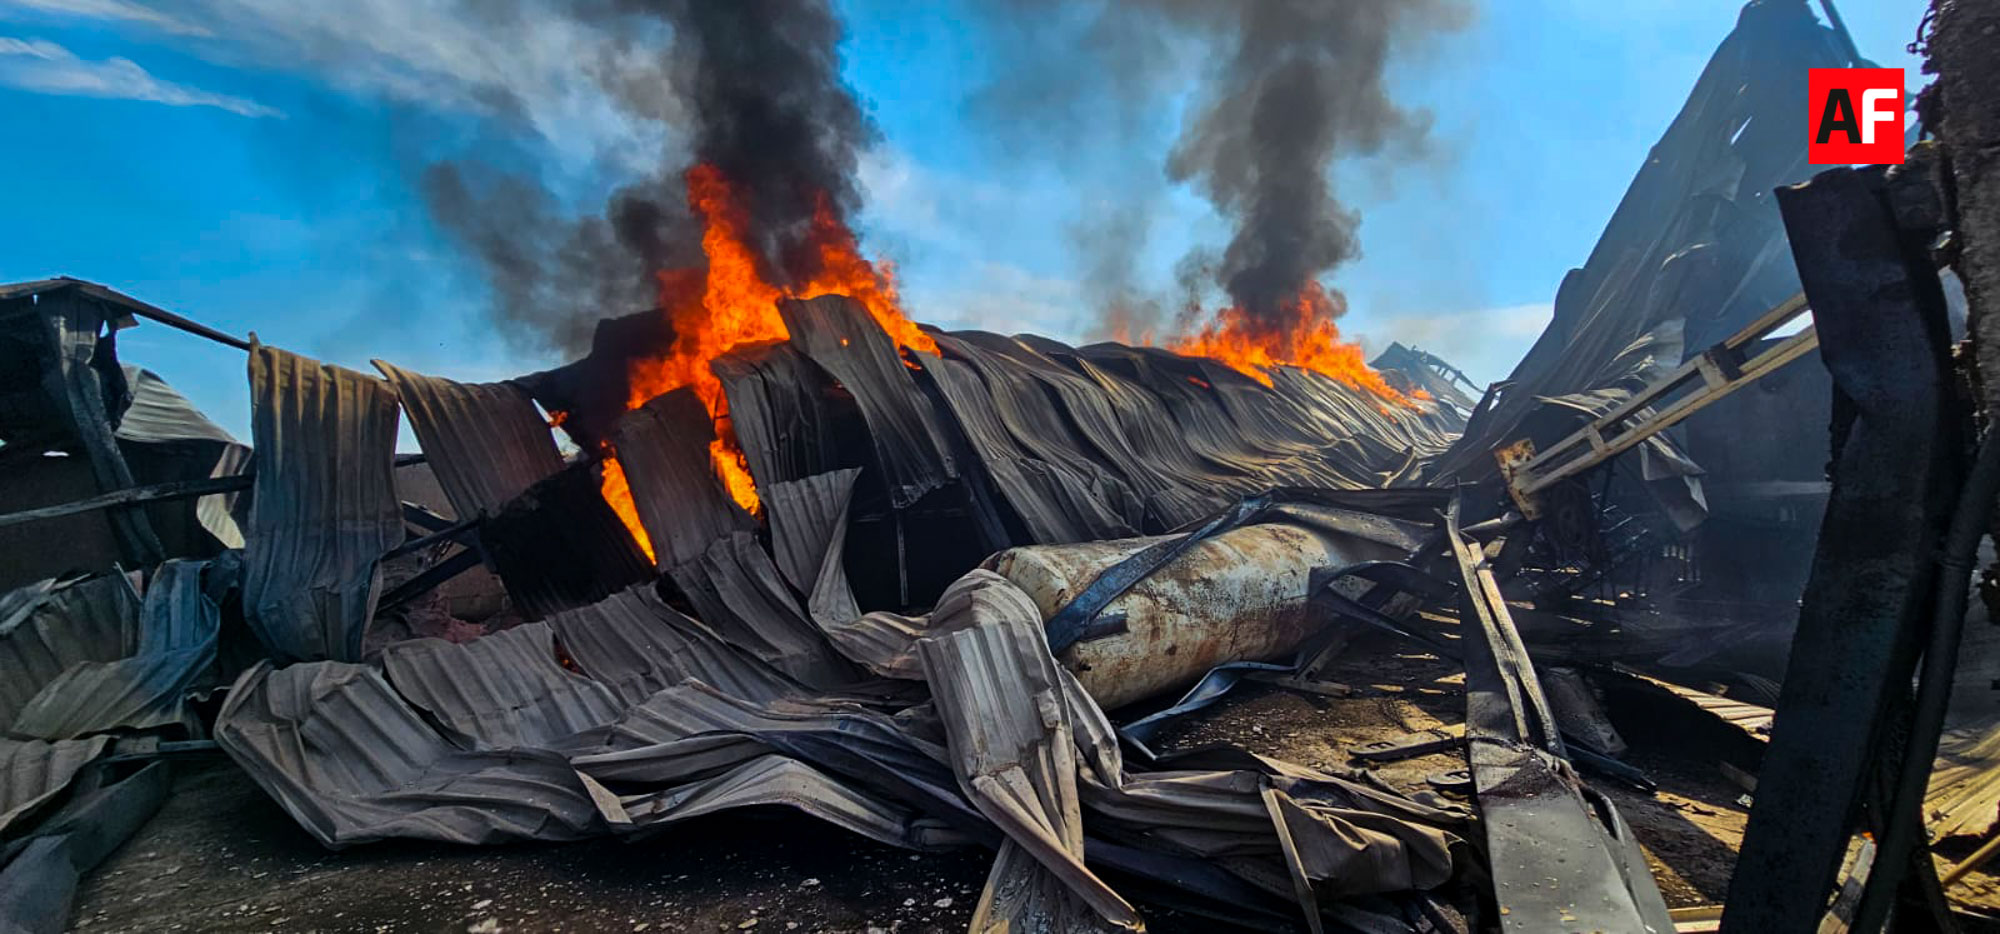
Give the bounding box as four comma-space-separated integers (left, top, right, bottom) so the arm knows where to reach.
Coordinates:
0, 268, 1500, 932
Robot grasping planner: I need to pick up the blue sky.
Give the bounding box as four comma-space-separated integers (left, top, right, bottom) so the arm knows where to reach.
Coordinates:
0, 0, 1923, 442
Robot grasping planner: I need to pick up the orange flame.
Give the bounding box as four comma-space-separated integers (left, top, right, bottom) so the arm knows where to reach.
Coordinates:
1169, 282, 1416, 408
601, 163, 934, 532
597, 451, 655, 561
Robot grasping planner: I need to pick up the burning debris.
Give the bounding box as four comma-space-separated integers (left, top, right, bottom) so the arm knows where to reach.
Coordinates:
1, 2, 1996, 934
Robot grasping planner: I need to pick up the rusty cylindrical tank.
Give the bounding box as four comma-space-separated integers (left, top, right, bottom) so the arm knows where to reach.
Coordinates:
986, 522, 1401, 709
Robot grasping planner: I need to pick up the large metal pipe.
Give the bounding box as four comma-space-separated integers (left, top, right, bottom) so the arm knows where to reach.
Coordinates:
988, 522, 1399, 709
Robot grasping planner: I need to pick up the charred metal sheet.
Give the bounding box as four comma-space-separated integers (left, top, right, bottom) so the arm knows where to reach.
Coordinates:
241, 346, 402, 662
112, 365, 236, 446
582, 754, 965, 852
0, 736, 112, 837
0, 759, 169, 934
115, 365, 250, 549
1723, 165, 1963, 933
763, 467, 862, 596
373, 361, 564, 519
712, 342, 845, 489
215, 660, 603, 848
477, 460, 655, 620
917, 582, 1145, 932
1446, 506, 1673, 933
545, 585, 804, 707
381, 622, 624, 749
779, 295, 954, 509
922, 350, 1137, 544
1433, 1, 1852, 488
668, 531, 858, 690
0, 574, 139, 728
9, 560, 220, 740
608, 387, 753, 570
569, 680, 989, 839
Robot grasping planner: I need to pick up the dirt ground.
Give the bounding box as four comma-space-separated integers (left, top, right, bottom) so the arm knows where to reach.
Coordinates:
70, 631, 2000, 932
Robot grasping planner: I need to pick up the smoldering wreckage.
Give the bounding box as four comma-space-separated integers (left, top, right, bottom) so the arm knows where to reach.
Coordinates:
3, 4, 1998, 934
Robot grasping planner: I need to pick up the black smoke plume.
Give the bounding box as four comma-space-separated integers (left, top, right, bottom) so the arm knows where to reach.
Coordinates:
424, 0, 877, 355
978, 0, 1468, 343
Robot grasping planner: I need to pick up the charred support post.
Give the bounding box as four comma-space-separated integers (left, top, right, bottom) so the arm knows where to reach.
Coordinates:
1721, 164, 1963, 933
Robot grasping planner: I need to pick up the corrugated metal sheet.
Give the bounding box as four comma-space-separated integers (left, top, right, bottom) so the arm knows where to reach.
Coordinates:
763, 467, 861, 596
713, 343, 846, 489
381, 622, 624, 749
241, 346, 402, 662
0, 735, 112, 836
0, 574, 139, 728
917, 583, 1145, 931
545, 585, 803, 707
568, 681, 987, 840
607, 388, 753, 570
214, 660, 603, 848
10, 560, 221, 740
668, 531, 859, 690
373, 361, 564, 519
583, 754, 960, 851
923, 351, 1138, 545
779, 295, 955, 509
476, 460, 655, 620
114, 365, 237, 446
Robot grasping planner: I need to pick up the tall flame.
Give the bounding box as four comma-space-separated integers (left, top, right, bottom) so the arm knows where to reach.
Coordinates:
1168, 282, 1420, 408
602, 163, 935, 535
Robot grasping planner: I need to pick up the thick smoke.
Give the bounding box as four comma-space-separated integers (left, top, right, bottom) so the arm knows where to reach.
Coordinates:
978, 0, 1468, 344
424, 0, 876, 355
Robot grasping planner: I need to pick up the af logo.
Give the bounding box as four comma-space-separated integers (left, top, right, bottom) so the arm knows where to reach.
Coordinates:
1808, 68, 1905, 165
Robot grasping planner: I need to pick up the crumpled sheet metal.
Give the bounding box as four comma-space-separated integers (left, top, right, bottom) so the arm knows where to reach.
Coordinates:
570, 682, 987, 845
381, 622, 624, 749
215, 660, 603, 848
546, 585, 804, 707
115, 365, 251, 548
0, 735, 112, 837
609, 388, 754, 569
763, 468, 862, 597
916, 571, 1458, 931
478, 460, 658, 620
919, 581, 1146, 932
712, 343, 844, 490
241, 346, 403, 662
583, 753, 961, 852
1431, 0, 1845, 486
0, 574, 140, 729
373, 361, 564, 519
10, 560, 221, 740
779, 295, 955, 509
669, 531, 859, 691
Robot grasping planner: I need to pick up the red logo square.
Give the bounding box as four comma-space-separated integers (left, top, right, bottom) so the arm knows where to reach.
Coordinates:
1809, 68, 1905, 165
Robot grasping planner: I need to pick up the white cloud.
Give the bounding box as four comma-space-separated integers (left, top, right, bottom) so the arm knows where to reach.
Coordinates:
0, 35, 280, 116
9, 0, 673, 172
1, 0, 209, 36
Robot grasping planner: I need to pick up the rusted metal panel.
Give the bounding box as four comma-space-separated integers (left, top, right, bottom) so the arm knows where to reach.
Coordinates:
240, 346, 403, 663
373, 361, 564, 519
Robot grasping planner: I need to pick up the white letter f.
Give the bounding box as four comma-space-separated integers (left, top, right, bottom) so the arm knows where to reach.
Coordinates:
1861, 88, 1899, 144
